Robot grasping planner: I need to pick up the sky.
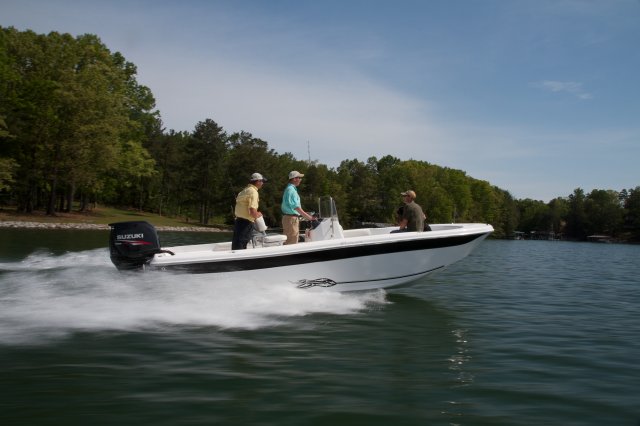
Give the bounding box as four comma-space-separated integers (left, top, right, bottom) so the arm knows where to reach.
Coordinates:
2, 0, 639, 201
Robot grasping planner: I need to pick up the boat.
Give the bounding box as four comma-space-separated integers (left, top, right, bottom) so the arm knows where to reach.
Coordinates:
109, 196, 493, 292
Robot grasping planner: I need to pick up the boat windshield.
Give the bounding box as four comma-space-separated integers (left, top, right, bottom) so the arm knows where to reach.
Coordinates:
317, 196, 339, 220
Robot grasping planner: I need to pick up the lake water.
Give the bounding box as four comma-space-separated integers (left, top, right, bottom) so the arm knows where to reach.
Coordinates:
1, 228, 639, 425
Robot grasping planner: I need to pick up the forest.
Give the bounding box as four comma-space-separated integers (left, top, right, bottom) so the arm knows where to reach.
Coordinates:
1, 27, 639, 242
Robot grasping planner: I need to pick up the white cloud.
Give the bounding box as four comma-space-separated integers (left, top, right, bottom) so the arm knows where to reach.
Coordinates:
532, 80, 593, 100
142, 50, 447, 167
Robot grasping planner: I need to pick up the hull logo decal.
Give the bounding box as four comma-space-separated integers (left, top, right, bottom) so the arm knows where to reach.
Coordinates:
296, 278, 337, 288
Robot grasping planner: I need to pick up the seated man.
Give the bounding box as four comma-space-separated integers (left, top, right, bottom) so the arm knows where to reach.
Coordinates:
395, 190, 425, 232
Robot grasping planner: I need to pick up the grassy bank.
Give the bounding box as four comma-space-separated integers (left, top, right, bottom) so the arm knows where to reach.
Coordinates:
0, 206, 230, 230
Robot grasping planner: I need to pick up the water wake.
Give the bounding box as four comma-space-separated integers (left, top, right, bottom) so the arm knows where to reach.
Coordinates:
0, 249, 388, 345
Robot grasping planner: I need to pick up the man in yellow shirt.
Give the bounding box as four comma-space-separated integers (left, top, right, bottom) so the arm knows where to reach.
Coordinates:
232, 173, 266, 250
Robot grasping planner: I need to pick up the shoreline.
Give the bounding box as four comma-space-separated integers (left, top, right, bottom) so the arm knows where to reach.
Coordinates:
0, 220, 226, 232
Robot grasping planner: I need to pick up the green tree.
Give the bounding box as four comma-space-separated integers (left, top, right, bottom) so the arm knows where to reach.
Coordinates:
517, 198, 551, 234
623, 186, 640, 241
336, 158, 379, 226
144, 129, 190, 217
372, 155, 410, 223
184, 119, 228, 224
584, 189, 623, 236
547, 197, 569, 236
566, 188, 588, 240
469, 179, 498, 224
0, 28, 58, 212
440, 168, 472, 222
111, 51, 161, 213
0, 28, 156, 214
0, 116, 17, 193
496, 190, 518, 238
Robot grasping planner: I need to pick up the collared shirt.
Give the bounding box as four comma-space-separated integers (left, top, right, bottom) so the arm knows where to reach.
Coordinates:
234, 184, 259, 221
281, 183, 301, 215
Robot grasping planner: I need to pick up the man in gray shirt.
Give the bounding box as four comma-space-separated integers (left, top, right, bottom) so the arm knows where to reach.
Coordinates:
398, 190, 425, 232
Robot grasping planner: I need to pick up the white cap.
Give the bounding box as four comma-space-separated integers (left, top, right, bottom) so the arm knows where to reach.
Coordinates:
250, 172, 267, 182
288, 171, 304, 179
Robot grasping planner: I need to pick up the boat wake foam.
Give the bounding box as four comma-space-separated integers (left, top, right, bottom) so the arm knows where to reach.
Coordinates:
0, 249, 389, 346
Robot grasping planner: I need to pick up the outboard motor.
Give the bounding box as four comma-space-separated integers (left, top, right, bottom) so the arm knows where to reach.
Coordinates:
109, 221, 163, 270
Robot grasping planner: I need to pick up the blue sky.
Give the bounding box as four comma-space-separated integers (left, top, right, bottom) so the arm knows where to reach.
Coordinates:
3, 0, 639, 201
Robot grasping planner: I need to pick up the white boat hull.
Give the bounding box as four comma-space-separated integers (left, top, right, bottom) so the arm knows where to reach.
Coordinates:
146, 223, 493, 292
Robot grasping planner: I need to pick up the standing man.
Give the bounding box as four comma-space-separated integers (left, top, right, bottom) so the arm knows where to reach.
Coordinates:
397, 190, 425, 232
281, 171, 314, 244
232, 172, 266, 250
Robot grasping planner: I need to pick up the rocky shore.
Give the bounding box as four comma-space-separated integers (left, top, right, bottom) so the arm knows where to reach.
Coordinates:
0, 220, 225, 232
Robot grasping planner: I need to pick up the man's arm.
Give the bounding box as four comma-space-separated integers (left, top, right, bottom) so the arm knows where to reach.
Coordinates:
249, 207, 262, 219
294, 207, 313, 220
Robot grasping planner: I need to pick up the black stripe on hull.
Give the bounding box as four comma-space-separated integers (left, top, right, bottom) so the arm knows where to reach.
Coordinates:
334, 265, 445, 286
153, 232, 489, 274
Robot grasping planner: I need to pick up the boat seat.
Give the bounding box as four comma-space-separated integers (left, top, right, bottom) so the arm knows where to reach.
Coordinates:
212, 242, 233, 251
344, 229, 372, 237
253, 234, 287, 247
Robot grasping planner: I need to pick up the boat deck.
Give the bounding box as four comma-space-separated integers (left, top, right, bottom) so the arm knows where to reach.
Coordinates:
161, 223, 477, 256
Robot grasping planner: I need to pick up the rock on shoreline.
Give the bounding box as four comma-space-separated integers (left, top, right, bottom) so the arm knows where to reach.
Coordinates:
0, 220, 225, 232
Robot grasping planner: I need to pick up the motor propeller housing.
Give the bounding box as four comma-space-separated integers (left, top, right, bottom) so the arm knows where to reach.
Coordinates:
109, 221, 162, 270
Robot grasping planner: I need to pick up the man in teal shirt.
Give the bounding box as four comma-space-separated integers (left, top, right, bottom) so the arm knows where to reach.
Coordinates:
281, 171, 314, 244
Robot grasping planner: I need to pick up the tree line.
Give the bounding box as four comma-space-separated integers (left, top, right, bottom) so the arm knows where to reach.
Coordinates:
1, 27, 639, 242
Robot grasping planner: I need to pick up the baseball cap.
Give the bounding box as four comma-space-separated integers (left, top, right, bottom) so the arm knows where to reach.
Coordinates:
288, 171, 304, 179
401, 190, 416, 199
250, 172, 267, 182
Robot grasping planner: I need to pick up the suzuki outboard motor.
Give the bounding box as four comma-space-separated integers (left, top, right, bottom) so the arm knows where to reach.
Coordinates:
109, 221, 163, 270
